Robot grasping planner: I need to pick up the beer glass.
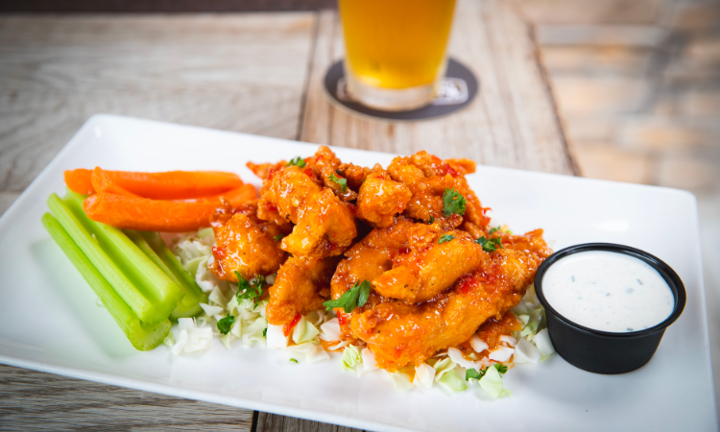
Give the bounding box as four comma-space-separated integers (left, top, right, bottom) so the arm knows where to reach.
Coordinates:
338, 0, 457, 111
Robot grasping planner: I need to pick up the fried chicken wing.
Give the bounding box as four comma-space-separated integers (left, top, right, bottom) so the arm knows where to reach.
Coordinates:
257, 166, 357, 258
387, 151, 489, 233
356, 166, 412, 228
332, 218, 487, 304
347, 229, 550, 370
210, 201, 288, 282
266, 256, 340, 326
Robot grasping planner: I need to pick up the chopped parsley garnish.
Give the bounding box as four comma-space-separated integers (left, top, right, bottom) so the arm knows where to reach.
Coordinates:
329, 173, 348, 192
236, 272, 264, 306
323, 280, 371, 313
442, 188, 466, 216
428, 216, 435, 224
290, 358, 298, 363
466, 364, 508, 381
438, 234, 455, 244
262, 328, 267, 338
273, 235, 283, 241
287, 156, 306, 168
465, 368, 483, 381
216, 315, 235, 335
476, 236, 504, 252
489, 227, 499, 234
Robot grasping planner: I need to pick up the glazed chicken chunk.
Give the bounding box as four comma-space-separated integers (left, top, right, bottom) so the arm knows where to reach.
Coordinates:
257, 166, 357, 258
349, 229, 551, 370
210, 201, 287, 282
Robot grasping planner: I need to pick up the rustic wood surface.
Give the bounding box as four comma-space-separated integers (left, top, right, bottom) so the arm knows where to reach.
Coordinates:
0, 1, 577, 431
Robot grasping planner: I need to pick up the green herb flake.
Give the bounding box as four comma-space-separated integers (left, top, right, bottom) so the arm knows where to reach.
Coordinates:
466, 368, 483, 381
273, 235, 283, 241
476, 236, 504, 252
438, 234, 455, 244
329, 173, 348, 192
428, 216, 435, 224
442, 188, 467, 216
236, 271, 264, 305
287, 157, 306, 168
469, 363, 507, 381
263, 328, 267, 338
290, 358, 298, 364
216, 315, 235, 335
323, 280, 371, 313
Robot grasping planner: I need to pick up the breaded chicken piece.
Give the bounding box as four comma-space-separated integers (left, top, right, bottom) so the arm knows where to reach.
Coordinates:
331, 218, 487, 304
307, 146, 358, 202
347, 229, 551, 370
266, 256, 340, 326
356, 166, 412, 228
257, 166, 357, 258
210, 201, 288, 282
387, 151, 489, 234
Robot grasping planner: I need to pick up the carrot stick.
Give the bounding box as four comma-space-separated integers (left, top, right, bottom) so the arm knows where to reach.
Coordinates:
83, 184, 257, 232
65, 169, 94, 195
91, 167, 140, 198
64, 169, 243, 199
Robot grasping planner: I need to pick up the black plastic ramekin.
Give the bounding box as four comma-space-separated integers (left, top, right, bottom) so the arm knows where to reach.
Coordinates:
534, 243, 686, 374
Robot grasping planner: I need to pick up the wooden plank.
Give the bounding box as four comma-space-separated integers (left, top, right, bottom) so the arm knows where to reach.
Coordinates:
0, 13, 316, 192
255, 411, 363, 432
0, 0, 338, 13
300, 0, 580, 176
0, 364, 254, 431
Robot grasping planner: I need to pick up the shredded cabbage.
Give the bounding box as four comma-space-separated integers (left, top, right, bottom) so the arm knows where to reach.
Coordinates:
266, 324, 288, 349
292, 316, 320, 345
533, 328, 555, 356
479, 365, 511, 398
514, 338, 541, 364
413, 363, 436, 389
386, 371, 414, 393
489, 346, 515, 362
470, 335, 488, 353
341, 345, 362, 371
319, 318, 341, 342
437, 369, 467, 393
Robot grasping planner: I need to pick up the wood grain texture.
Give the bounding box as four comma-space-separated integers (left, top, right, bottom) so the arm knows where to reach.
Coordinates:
255, 411, 364, 432
0, 13, 315, 192
0, 3, 572, 432
0, 364, 254, 432
300, 0, 580, 176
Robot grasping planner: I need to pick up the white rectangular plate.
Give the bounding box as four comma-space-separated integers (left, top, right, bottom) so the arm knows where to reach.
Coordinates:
0, 114, 716, 431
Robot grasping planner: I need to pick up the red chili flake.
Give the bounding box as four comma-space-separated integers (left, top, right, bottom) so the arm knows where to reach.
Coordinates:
267, 204, 278, 213
304, 167, 314, 177
457, 275, 478, 294
337, 312, 348, 326
444, 164, 460, 177
267, 168, 277, 180
212, 246, 226, 260
283, 313, 302, 337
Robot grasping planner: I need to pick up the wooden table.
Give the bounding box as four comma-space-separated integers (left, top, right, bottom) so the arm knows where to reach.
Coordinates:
0, 1, 578, 430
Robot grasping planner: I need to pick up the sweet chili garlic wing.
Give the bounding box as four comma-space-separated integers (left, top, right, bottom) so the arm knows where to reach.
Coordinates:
210, 201, 288, 282
387, 151, 489, 234
331, 218, 488, 305
257, 166, 357, 258
347, 229, 551, 371
355, 166, 412, 228
265, 255, 340, 326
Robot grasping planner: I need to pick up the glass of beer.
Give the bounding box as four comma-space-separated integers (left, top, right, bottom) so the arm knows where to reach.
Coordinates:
338, 0, 457, 111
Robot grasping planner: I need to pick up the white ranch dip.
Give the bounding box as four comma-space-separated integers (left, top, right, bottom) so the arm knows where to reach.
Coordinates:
542, 250, 674, 333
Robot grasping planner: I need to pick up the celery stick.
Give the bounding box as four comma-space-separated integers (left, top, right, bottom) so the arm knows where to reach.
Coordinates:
42, 213, 170, 350
141, 231, 206, 319
62, 191, 181, 324
47, 193, 156, 323
125, 230, 205, 320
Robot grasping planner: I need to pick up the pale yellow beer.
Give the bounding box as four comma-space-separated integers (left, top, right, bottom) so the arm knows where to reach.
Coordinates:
338, 0, 457, 110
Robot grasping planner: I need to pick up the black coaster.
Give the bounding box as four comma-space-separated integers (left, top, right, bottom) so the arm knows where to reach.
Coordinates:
323, 58, 478, 121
